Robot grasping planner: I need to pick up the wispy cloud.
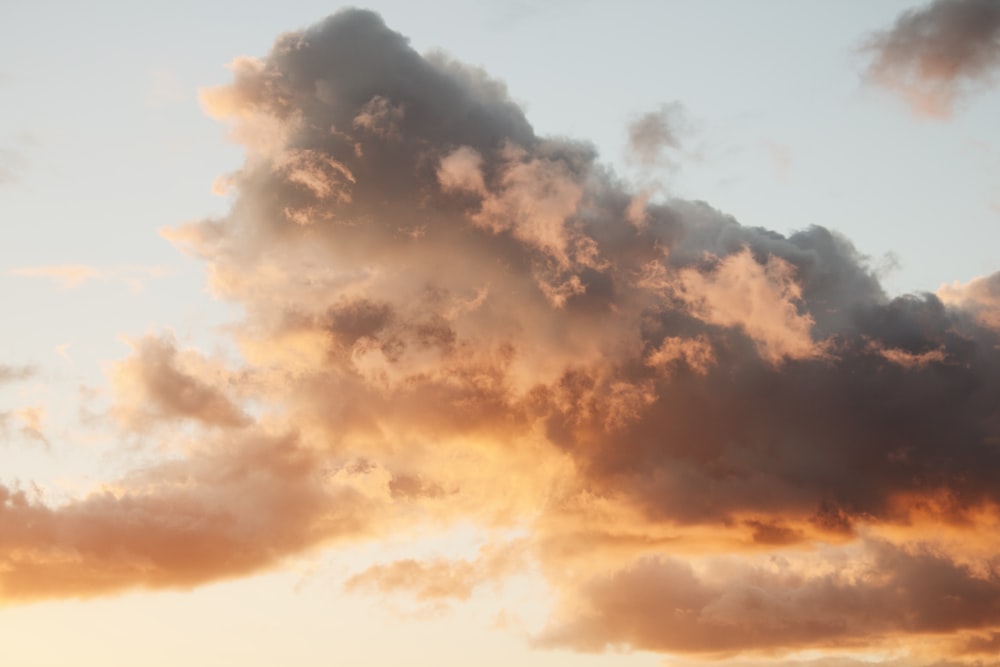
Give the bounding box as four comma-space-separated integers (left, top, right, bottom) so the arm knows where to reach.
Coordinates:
862, 0, 1000, 117
9, 264, 170, 292
626, 103, 686, 168
0, 405, 48, 448
0, 364, 36, 384
0, 146, 27, 186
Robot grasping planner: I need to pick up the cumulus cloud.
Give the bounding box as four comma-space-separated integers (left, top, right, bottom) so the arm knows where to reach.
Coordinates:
4, 9, 1000, 664
938, 271, 1000, 329
863, 0, 1000, 117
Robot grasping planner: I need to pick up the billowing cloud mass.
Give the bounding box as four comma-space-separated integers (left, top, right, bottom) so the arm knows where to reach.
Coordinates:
863, 0, 1000, 117
3, 9, 1000, 665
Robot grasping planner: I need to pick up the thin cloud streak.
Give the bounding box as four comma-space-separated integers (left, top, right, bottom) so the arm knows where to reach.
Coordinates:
9, 264, 171, 292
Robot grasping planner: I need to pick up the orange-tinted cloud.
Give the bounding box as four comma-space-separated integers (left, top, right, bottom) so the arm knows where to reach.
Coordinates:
626, 103, 685, 168
539, 540, 1000, 655
344, 541, 526, 604
110, 334, 251, 430
0, 430, 373, 601
4, 9, 1000, 664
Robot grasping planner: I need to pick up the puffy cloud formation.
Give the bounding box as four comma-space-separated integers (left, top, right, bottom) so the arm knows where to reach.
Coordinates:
863, 0, 1000, 117
4, 9, 1000, 665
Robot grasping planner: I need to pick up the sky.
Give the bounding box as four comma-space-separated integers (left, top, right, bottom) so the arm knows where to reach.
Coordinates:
2, 1, 1000, 666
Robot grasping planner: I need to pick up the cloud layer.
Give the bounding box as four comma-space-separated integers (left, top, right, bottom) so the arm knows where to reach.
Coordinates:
3, 9, 1000, 665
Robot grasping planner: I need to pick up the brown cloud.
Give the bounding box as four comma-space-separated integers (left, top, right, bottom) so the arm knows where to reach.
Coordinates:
539, 540, 1000, 655
0, 430, 373, 600
110, 334, 251, 430
863, 0, 1000, 117
0, 364, 35, 384
5, 9, 1000, 662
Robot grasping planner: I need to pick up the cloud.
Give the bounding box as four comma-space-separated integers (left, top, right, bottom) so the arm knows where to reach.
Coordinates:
11, 406, 48, 446
938, 271, 1000, 329
4, 8, 1000, 663
862, 0, 1000, 117
0, 366, 45, 447
437, 145, 487, 195
9, 264, 170, 292
0, 364, 35, 384
110, 334, 252, 431
0, 406, 48, 448
0, 431, 374, 600
9, 264, 100, 289
0, 146, 27, 185
344, 541, 525, 604
539, 539, 1000, 655
670, 247, 826, 364
626, 103, 685, 168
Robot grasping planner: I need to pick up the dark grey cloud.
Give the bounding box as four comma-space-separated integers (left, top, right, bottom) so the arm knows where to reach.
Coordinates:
541, 281, 1000, 529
